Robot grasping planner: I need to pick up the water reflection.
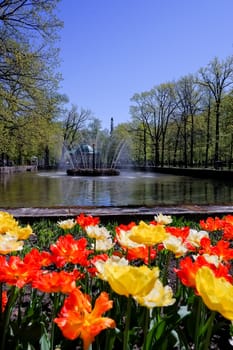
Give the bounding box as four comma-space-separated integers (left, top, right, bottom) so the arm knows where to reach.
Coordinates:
0, 170, 232, 207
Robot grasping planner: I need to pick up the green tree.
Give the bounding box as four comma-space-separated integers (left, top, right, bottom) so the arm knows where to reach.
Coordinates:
0, 0, 63, 164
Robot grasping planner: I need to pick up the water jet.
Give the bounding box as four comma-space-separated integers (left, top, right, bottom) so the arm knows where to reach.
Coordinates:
66, 143, 120, 176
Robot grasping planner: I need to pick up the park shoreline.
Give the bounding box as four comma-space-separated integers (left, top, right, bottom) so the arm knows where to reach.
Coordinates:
0, 165, 37, 173
1, 164, 232, 180
122, 165, 233, 180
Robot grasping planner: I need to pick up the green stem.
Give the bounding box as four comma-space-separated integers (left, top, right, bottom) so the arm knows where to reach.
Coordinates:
123, 296, 132, 350
50, 293, 60, 350
0, 283, 2, 323
0, 286, 19, 350
203, 311, 216, 350
194, 296, 202, 349
162, 251, 171, 285
143, 307, 150, 349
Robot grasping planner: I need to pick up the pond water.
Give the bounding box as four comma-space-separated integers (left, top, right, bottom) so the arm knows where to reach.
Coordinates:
0, 170, 233, 207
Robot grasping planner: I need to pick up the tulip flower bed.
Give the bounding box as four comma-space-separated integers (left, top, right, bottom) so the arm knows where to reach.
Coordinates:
1, 211, 233, 350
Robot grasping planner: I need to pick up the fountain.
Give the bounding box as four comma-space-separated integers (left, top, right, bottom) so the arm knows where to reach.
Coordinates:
66, 143, 120, 176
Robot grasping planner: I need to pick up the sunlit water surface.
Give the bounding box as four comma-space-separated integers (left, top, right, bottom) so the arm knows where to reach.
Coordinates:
0, 170, 232, 207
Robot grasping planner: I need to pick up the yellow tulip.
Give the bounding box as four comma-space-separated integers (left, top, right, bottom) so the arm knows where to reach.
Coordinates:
0, 211, 18, 234
163, 235, 188, 257
57, 219, 76, 230
0, 211, 32, 240
186, 229, 209, 248
134, 279, 175, 308
0, 234, 24, 254
153, 213, 173, 225
116, 228, 145, 249
103, 264, 159, 297
16, 225, 33, 240
92, 237, 114, 251
85, 225, 111, 240
94, 256, 129, 281
196, 266, 233, 320
129, 221, 168, 246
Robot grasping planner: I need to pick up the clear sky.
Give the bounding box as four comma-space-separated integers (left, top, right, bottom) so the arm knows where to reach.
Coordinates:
57, 0, 233, 130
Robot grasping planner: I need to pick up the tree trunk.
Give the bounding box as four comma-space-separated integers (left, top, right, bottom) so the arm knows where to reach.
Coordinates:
173, 125, 181, 166
214, 100, 220, 167
190, 114, 194, 166
143, 127, 147, 166
205, 104, 211, 168
44, 145, 50, 168
183, 116, 188, 168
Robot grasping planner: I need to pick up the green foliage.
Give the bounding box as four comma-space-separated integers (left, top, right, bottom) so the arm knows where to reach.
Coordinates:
171, 216, 200, 229
0, 0, 63, 165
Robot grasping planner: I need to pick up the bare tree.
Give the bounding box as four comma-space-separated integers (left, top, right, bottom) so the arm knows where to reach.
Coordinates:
62, 105, 91, 150
197, 56, 233, 166
130, 85, 177, 166
175, 75, 202, 167
154, 83, 177, 167
130, 92, 153, 165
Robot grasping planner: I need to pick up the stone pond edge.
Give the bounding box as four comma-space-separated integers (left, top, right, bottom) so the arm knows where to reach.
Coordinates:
1, 205, 233, 223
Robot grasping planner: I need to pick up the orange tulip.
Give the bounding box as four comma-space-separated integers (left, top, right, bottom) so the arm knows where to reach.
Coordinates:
175, 255, 232, 292
23, 248, 53, 267
50, 235, 92, 267
165, 226, 190, 241
76, 213, 100, 228
199, 237, 233, 262
54, 288, 115, 349
199, 216, 224, 232
126, 246, 156, 264
32, 270, 82, 293
0, 256, 38, 288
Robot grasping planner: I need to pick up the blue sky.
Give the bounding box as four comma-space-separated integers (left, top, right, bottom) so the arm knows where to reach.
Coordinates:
57, 0, 233, 130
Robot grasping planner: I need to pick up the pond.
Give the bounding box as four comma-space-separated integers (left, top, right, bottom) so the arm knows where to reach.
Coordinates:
0, 170, 233, 207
